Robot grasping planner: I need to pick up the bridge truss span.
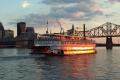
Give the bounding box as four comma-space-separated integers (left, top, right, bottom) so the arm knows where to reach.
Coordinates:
85, 22, 120, 37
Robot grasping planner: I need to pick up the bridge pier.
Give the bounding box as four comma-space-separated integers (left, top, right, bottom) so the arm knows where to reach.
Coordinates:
106, 37, 113, 49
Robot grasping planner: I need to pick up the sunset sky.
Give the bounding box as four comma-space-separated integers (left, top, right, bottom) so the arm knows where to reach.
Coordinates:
0, 0, 120, 43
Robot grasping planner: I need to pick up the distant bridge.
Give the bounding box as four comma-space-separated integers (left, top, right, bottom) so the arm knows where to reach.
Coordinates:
78, 22, 120, 49
79, 22, 120, 37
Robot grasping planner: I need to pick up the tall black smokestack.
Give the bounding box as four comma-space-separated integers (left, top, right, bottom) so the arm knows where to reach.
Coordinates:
83, 24, 86, 40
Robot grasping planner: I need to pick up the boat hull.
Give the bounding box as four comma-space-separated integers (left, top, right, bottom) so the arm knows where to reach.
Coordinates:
31, 46, 50, 54
31, 43, 96, 56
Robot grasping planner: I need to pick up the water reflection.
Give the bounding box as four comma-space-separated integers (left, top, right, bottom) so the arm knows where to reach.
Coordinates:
34, 54, 96, 80
0, 48, 120, 80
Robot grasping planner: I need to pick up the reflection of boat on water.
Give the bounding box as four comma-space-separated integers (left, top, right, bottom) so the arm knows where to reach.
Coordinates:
31, 24, 96, 56
34, 54, 96, 80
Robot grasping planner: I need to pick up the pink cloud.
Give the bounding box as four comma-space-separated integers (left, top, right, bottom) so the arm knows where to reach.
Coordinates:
109, 0, 120, 3
91, 3, 104, 12
71, 12, 85, 17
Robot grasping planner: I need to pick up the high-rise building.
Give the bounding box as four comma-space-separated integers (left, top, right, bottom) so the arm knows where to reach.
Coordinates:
17, 22, 26, 36
26, 27, 34, 33
4, 30, 14, 38
0, 22, 5, 39
16, 26, 37, 48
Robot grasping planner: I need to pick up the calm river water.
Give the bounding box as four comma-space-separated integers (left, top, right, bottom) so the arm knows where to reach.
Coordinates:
0, 47, 120, 80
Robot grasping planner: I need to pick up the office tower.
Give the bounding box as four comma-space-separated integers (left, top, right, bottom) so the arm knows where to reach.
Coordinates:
4, 30, 14, 38
0, 22, 5, 38
26, 27, 35, 33
26, 27, 36, 39
17, 22, 26, 36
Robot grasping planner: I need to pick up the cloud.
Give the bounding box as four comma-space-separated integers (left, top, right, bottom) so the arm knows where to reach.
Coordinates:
110, 0, 120, 2
46, 0, 104, 21
42, 0, 91, 5
10, 0, 106, 27
21, 0, 31, 8
8, 13, 71, 29
99, 0, 120, 15
108, 0, 120, 3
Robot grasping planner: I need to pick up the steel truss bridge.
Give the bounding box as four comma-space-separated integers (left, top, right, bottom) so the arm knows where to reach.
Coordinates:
78, 22, 120, 49
78, 22, 120, 37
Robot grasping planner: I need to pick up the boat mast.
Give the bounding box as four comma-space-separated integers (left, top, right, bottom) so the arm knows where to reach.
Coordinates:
72, 24, 75, 35
46, 20, 49, 34
83, 24, 86, 40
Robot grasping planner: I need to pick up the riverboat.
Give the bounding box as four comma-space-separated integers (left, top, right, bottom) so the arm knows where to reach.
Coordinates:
31, 24, 96, 55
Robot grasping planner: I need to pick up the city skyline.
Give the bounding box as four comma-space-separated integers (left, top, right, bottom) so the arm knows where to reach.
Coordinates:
1, 0, 120, 40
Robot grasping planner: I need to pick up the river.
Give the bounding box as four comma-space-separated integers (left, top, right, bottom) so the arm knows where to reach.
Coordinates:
0, 47, 120, 80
